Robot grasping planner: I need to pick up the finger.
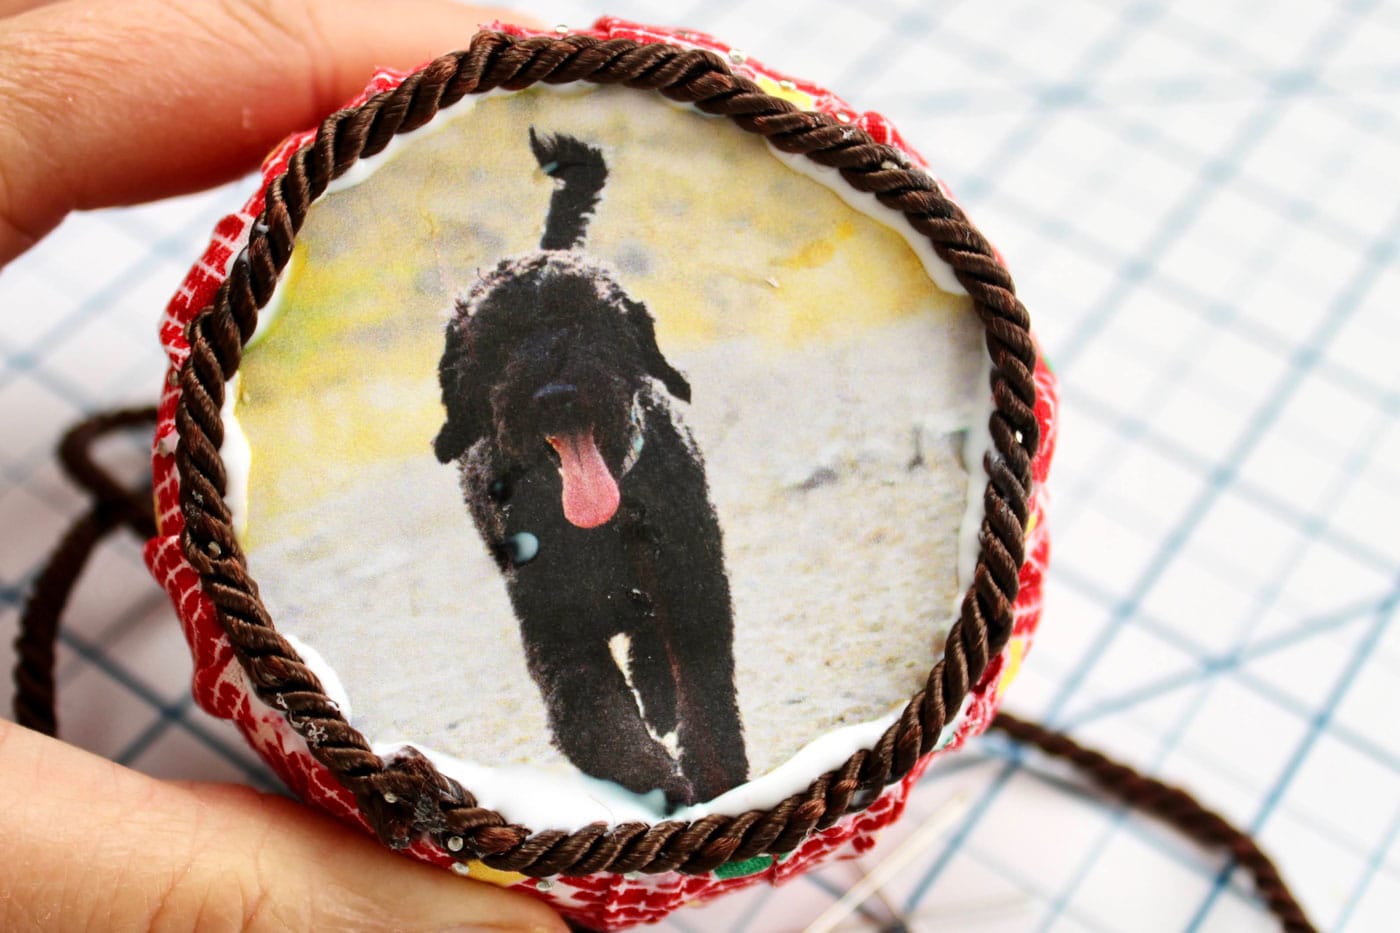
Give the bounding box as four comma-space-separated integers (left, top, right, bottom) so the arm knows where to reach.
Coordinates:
0, 1, 58, 19
0, 0, 542, 264
0, 719, 565, 931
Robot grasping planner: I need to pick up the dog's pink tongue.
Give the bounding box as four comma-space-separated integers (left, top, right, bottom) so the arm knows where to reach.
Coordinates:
548, 431, 620, 529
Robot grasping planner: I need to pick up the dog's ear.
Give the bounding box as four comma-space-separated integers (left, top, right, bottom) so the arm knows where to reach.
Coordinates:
623, 297, 691, 403
433, 317, 488, 463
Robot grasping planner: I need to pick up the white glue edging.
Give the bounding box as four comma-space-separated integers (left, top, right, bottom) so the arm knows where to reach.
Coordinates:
221, 372, 252, 541
363, 698, 973, 824
223, 81, 996, 829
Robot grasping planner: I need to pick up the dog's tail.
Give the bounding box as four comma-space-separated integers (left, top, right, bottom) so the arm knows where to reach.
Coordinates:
529, 127, 608, 251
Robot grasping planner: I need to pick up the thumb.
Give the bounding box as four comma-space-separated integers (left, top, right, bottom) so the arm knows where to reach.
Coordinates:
0, 718, 566, 932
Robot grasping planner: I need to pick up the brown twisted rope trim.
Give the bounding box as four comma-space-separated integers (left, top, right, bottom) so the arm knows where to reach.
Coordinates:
12, 407, 158, 735
11, 410, 1312, 928
991, 713, 1317, 933
171, 31, 1042, 875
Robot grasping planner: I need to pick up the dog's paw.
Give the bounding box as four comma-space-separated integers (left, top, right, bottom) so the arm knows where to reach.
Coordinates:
660, 772, 698, 812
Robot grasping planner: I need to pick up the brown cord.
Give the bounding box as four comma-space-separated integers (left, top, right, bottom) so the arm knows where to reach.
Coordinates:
991, 712, 1317, 933
8, 419, 1316, 930
169, 29, 1040, 877
11, 407, 158, 736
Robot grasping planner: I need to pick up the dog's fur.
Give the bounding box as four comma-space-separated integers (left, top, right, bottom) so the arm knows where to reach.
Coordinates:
434, 129, 748, 806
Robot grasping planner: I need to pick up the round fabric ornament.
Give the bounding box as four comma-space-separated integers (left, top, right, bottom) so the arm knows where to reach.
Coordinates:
144, 18, 1056, 930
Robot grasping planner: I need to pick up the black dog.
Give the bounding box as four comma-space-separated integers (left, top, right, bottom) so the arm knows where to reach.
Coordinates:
434, 129, 748, 807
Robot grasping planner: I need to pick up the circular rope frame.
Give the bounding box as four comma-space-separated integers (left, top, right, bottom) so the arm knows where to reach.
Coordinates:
173, 30, 1042, 878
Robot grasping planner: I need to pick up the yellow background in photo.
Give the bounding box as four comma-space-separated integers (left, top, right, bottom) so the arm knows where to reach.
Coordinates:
236, 84, 968, 538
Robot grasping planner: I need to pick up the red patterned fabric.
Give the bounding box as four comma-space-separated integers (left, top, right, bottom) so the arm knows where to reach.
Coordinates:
143, 18, 1058, 930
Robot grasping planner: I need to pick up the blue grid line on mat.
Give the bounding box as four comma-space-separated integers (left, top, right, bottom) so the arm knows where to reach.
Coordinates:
1039, 186, 1400, 735
1036, 163, 1393, 729
1335, 791, 1400, 929
1184, 580, 1400, 930
1044, 1, 1375, 375
3, 0, 1398, 929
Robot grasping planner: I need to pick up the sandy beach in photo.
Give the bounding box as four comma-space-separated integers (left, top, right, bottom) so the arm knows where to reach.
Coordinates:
248, 311, 983, 777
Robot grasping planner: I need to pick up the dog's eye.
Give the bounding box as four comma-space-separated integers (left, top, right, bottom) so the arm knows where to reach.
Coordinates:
488, 477, 511, 501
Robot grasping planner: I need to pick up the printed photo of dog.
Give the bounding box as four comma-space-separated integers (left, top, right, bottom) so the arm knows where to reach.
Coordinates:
236, 87, 983, 812
433, 129, 749, 807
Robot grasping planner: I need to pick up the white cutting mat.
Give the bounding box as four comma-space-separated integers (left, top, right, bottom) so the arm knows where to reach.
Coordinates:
3, 0, 1398, 929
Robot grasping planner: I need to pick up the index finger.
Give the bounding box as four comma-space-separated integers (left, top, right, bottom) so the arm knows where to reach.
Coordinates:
0, 0, 539, 265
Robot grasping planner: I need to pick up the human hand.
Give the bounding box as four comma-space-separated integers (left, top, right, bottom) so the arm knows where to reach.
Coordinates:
0, 718, 565, 931
0, 2, 564, 930
0, 0, 537, 266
